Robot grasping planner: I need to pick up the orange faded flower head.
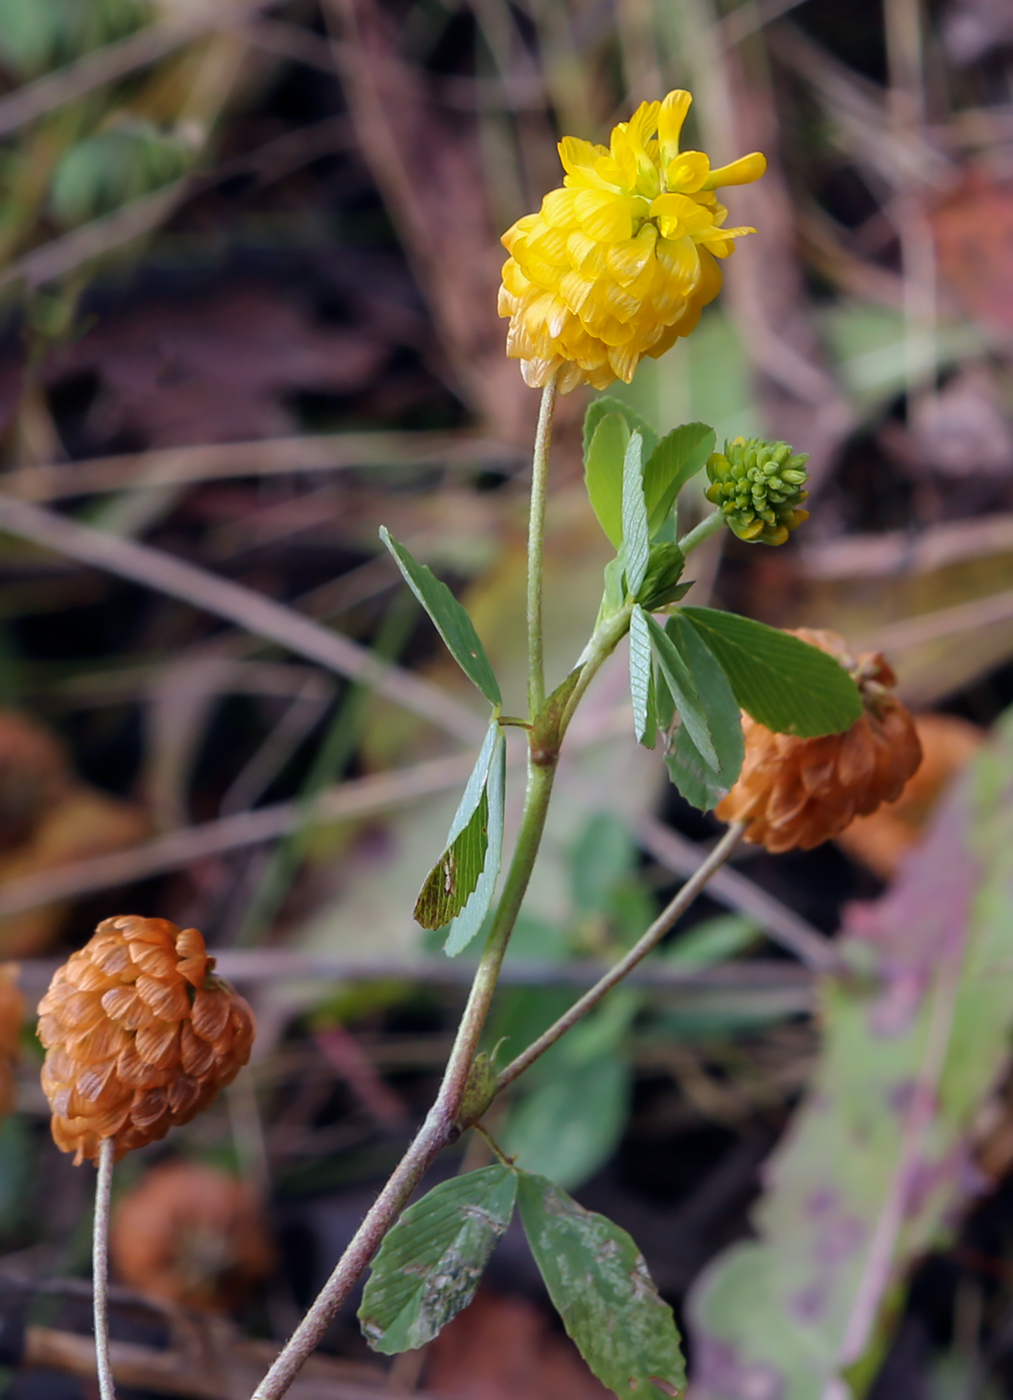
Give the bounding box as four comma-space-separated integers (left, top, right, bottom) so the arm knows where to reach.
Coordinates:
498, 89, 765, 393
716, 630, 923, 853
38, 916, 254, 1165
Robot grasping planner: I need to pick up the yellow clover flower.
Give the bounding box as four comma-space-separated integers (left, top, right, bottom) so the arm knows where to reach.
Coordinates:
498, 90, 765, 393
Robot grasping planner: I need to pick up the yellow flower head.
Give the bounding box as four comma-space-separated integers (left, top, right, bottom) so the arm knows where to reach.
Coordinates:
498, 90, 765, 393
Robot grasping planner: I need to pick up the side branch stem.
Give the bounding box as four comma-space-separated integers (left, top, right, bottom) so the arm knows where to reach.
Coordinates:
678, 510, 725, 556
93, 1137, 116, 1400
527, 378, 557, 719
494, 821, 746, 1094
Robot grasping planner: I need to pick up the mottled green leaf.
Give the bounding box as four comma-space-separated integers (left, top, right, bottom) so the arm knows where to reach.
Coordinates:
629, 603, 655, 747
444, 727, 506, 955
688, 714, 1013, 1398
380, 527, 501, 705
359, 1165, 517, 1354
643, 609, 717, 769
517, 1171, 687, 1398
662, 615, 743, 810
643, 423, 716, 536
681, 607, 862, 737
622, 432, 650, 596
414, 724, 496, 929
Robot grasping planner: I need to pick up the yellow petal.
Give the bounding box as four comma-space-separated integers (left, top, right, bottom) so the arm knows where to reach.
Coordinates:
559, 135, 608, 177
606, 225, 656, 287
658, 90, 693, 167
666, 151, 710, 194
573, 188, 636, 242
706, 152, 767, 188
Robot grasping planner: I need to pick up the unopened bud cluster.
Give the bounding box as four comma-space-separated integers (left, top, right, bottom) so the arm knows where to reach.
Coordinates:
705, 437, 809, 546
39, 916, 254, 1165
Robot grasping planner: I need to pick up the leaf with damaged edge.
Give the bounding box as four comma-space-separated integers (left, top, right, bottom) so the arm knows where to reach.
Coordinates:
359, 1165, 517, 1354
517, 1170, 686, 1398
414, 723, 496, 929
443, 726, 506, 955
380, 527, 501, 705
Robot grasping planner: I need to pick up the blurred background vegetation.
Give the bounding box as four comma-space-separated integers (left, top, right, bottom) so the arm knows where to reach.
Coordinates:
0, 0, 1012, 1396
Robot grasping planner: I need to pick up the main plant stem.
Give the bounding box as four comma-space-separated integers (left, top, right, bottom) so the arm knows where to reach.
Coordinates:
252, 382, 561, 1400
93, 1137, 116, 1400
527, 378, 557, 719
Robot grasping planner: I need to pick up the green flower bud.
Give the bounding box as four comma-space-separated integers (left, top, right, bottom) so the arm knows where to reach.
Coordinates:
704, 436, 810, 545
636, 542, 688, 610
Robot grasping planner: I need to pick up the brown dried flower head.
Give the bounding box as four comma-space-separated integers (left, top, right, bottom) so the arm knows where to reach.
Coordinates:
0, 965, 24, 1120
111, 1158, 272, 1310
38, 917, 254, 1164
715, 628, 923, 853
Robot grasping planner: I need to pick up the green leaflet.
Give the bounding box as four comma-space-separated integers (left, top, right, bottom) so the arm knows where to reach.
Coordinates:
629, 601, 655, 747
359, 1165, 517, 1354
517, 1170, 687, 1398
583, 396, 659, 465
643, 423, 715, 536
661, 615, 744, 810
413, 723, 498, 930
585, 412, 630, 549
681, 607, 862, 737
443, 726, 506, 955
380, 527, 501, 706
622, 431, 650, 597
642, 608, 717, 769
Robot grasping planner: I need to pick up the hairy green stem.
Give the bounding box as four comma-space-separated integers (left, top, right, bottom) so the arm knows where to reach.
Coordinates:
494, 821, 746, 1094
93, 1137, 116, 1400
678, 509, 725, 556
527, 378, 557, 719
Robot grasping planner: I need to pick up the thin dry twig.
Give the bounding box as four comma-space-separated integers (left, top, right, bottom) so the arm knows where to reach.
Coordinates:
638, 816, 846, 976
2, 432, 522, 503
0, 493, 486, 742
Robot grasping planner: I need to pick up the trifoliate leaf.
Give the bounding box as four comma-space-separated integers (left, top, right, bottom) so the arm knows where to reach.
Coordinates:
662, 615, 743, 810
642, 608, 717, 769
583, 396, 659, 464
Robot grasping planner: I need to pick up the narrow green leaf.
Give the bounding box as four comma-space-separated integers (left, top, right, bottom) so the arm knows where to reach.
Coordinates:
444, 727, 506, 955
629, 603, 655, 747
643, 423, 716, 537
585, 413, 629, 549
414, 724, 497, 929
583, 396, 659, 464
622, 432, 650, 596
517, 1171, 686, 1399
681, 607, 863, 737
359, 1165, 517, 1354
380, 527, 501, 705
642, 608, 717, 769
662, 615, 743, 810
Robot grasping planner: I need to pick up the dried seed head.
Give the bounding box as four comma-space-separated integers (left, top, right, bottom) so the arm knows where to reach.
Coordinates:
0, 965, 24, 1120
38, 917, 254, 1165
715, 628, 923, 853
111, 1158, 272, 1310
